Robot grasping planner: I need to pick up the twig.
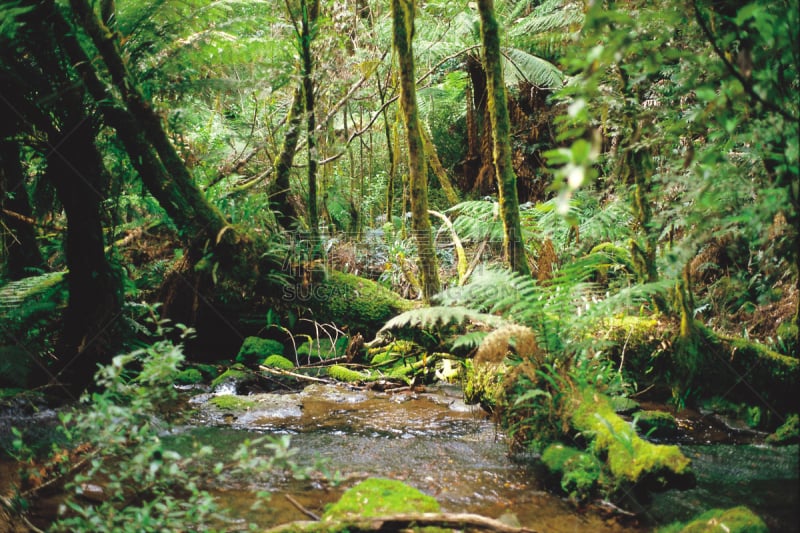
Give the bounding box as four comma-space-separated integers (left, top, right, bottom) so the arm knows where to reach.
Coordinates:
258, 365, 331, 384
285, 494, 320, 520
264, 511, 539, 532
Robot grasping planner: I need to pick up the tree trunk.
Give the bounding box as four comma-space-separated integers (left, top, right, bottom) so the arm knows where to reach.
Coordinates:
272, 87, 305, 229
67, 0, 234, 263
301, 0, 320, 242
46, 111, 122, 393
0, 140, 44, 280
477, 0, 530, 276
392, 0, 441, 301
466, 54, 495, 196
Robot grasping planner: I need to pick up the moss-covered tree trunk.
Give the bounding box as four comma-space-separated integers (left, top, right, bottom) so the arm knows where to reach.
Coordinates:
392, 0, 441, 302
477, 0, 530, 276
377, 74, 397, 222
0, 140, 44, 280
272, 87, 305, 229
301, 0, 320, 242
67, 0, 234, 263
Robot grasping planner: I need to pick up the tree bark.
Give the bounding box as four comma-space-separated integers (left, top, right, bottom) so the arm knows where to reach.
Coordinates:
0, 140, 44, 280
43, 106, 122, 392
301, 0, 320, 242
392, 0, 441, 301
477, 0, 530, 276
272, 87, 305, 229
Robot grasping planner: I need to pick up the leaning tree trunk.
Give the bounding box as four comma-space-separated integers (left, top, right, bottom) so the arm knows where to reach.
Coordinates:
67, 0, 235, 263
477, 0, 530, 276
0, 139, 44, 280
392, 0, 441, 302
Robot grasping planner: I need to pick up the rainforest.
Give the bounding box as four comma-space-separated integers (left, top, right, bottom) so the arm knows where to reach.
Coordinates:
0, 0, 798, 531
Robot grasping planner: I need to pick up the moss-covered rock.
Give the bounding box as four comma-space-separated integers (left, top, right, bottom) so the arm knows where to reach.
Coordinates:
305, 270, 413, 337
766, 413, 799, 445
326, 364, 368, 383
261, 354, 295, 370
657, 506, 768, 533
635, 410, 679, 439
236, 337, 284, 366
462, 360, 504, 411
209, 395, 256, 410
210, 364, 251, 391
323, 478, 448, 532
175, 368, 204, 385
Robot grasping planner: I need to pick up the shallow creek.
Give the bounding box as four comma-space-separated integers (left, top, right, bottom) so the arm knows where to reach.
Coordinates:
168, 383, 798, 532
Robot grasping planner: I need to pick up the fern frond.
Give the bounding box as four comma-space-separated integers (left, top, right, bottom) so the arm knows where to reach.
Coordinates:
0, 271, 66, 312
378, 305, 505, 335
502, 48, 563, 89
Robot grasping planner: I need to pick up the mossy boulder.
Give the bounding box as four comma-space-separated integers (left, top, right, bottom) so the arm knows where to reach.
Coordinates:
236, 337, 284, 366
261, 354, 295, 370
323, 478, 448, 532
175, 368, 204, 385
305, 270, 413, 337
658, 506, 768, 533
635, 410, 679, 439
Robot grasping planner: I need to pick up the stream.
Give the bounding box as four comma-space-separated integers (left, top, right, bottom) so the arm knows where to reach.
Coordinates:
164, 383, 798, 532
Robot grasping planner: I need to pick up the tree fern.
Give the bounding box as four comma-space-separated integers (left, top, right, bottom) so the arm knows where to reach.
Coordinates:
502, 48, 563, 89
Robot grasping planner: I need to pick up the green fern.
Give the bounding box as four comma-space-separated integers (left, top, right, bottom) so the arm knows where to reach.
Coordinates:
378, 305, 505, 336
502, 48, 564, 89
0, 271, 67, 312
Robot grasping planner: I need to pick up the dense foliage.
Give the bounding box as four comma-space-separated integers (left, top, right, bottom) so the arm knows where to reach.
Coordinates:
1, 0, 797, 529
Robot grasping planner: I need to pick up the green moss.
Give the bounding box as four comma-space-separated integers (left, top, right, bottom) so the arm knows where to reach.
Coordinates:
572, 389, 693, 489
175, 368, 203, 385
326, 364, 367, 383
236, 337, 284, 366
541, 444, 603, 501
306, 270, 413, 337
262, 354, 295, 370
209, 395, 256, 410
323, 478, 448, 532
658, 506, 768, 533
462, 360, 504, 409
766, 413, 799, 445
210, 364, 250, 390
635, 410, 679, 439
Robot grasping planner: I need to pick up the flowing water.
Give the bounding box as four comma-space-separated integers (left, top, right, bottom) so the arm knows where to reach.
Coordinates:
165, 383, 799, 532
1, 383, 797, 531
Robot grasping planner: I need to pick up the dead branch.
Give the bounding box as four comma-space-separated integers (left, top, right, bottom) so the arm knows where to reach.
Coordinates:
264, 512, 538, 532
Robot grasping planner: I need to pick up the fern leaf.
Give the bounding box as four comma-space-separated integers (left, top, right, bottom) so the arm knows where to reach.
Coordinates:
0, 271, 66, 312
502, 48, 563, 89
378, 306, 505, 335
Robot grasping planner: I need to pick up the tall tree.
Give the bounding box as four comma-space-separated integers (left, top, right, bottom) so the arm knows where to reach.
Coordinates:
392, 0, 441, 301
477, 0, 531, 276
0, 140, 44, 280
301, 0, 320, 242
